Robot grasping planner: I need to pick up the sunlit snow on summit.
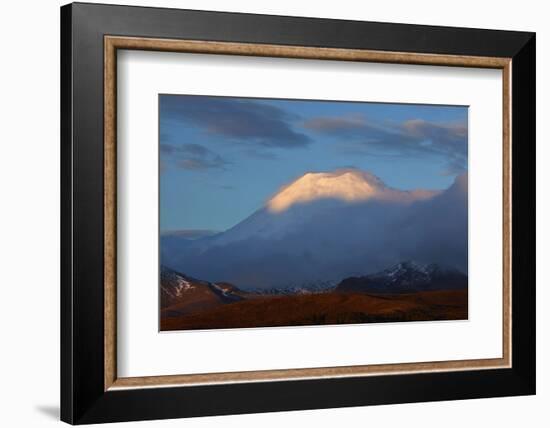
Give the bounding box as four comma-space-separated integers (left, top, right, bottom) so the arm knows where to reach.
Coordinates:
267, 169, 438, 213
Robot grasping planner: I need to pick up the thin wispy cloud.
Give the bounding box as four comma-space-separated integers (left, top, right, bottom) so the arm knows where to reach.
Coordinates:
160, 95, 311, 149
161, 143, 229, 171
303, 114, 370, 135
304, 114, 468, 174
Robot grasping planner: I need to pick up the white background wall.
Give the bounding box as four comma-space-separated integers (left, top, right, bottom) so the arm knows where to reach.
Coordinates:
0, 0, 546, 426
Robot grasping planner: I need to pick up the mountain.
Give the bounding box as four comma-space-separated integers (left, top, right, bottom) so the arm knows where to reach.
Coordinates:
336, 261, 467, 294
161, 169, 468, 290
160, 230, 220, 264
247, 280, 337, 296
161, 262, 468, 331
266, 170, 436, 213
160, 266, 245, 316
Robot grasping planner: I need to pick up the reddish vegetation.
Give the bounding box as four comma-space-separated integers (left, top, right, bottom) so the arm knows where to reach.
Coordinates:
160, 289, 468, 331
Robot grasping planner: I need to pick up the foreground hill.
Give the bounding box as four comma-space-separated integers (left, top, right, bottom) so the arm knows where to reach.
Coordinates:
161, 289, 468, 331
161, 266, 247, 316
160, 262, 468, 331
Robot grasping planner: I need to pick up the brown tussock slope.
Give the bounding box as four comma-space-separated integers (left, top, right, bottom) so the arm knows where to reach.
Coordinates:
161, 289, 467, 331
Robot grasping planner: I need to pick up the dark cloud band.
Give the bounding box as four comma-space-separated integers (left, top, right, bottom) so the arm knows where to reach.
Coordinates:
160, 95, 311, 148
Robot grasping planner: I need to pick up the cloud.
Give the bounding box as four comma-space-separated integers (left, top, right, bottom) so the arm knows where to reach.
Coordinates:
161, 143, 229, 171
304, 114, 468, 173
303, 114, 368, 135
160, 95, 311, 148
177, 158, 227, 170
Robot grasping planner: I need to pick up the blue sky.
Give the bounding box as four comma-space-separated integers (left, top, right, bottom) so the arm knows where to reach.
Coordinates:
160, 95, 468, 232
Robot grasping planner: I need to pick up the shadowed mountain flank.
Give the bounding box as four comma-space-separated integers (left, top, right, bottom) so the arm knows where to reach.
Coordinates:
161, 169, 467, 290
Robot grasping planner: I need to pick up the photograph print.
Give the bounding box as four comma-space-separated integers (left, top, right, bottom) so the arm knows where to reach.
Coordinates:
159, 94, 468, 331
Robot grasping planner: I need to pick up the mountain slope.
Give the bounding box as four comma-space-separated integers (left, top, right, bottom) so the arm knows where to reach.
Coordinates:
160, 262, 468, 331
161, 289, 468, 331
160, 266, 245, 316
162, 169, 467, 290
336, 261, 467, 293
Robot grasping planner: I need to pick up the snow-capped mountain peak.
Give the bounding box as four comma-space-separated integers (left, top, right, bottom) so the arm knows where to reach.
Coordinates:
336, 261, 467, 293
383, 261, 430, 283
267, 169, 383, 213
266, 169, 437, 213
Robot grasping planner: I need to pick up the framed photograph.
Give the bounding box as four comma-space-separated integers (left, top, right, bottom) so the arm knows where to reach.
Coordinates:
61, 2, 535, 424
